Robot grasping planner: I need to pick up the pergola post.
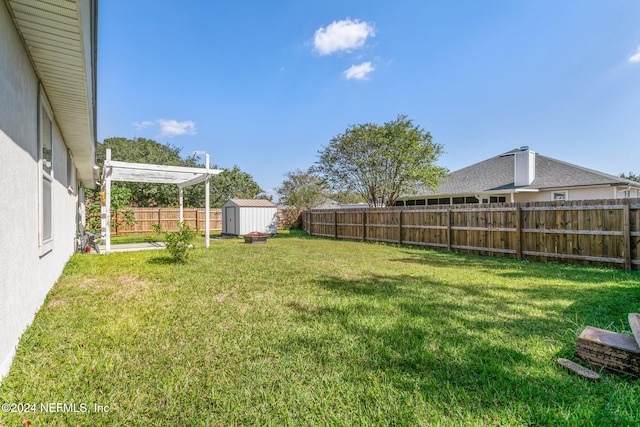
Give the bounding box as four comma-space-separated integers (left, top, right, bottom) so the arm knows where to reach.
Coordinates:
205, 154, 210, 249
104, 148, 112, 254
179, 187, 184, 223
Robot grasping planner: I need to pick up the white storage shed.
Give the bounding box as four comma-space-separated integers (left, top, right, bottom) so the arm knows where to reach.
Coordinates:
222, 199, 278, 235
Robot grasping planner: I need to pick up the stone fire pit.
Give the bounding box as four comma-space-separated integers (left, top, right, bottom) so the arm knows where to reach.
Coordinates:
244, 231, 268, 244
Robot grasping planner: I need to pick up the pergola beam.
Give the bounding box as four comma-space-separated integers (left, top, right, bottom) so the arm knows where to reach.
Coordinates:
177, 174, 208, 188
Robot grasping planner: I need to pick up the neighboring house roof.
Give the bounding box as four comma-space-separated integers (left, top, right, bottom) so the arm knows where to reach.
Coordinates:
6, 0, 98, 185
408, 149, 640, 197
226, 199, 277, 208
312, 200, 370, 209
312, 200, 342, 210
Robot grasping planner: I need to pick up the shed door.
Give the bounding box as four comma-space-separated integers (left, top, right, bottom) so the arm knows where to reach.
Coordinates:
225, 207, 237, 235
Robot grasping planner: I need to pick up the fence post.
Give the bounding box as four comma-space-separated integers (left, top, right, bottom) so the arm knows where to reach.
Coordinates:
447, 207, 453, 251
623, 199, 631, 270
334, 211, 338, 239
362, 211, 367, 242
515, 204, 523, 260
398, 210, 403, 244
304, 211, 307, 233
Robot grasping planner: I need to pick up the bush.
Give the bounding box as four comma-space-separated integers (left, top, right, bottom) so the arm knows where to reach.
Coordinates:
165, 222, 195, 263
279, 208, 303, 230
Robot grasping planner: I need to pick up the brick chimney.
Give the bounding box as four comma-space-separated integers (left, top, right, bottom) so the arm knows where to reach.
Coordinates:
514, 147, 535, 187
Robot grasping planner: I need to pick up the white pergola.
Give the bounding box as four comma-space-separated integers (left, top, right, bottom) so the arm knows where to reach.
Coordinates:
100, 148, 223, 254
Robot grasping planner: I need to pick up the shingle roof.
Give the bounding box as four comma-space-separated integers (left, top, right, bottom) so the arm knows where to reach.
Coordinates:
411, 149, 640, 197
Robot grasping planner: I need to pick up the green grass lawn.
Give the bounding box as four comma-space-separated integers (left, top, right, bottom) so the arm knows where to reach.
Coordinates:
107, 232, 171, 245
2, 230, 640, 426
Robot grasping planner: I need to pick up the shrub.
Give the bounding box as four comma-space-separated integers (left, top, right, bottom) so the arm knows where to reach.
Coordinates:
165, 222, 195, 263
279, 208, 303, 230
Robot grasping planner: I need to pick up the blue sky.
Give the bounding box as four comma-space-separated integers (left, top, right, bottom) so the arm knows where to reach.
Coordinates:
98, 1, 640, 199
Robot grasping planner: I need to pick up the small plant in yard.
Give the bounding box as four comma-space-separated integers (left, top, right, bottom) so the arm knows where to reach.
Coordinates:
164, 221, 195, 262
151, 222, 162, 235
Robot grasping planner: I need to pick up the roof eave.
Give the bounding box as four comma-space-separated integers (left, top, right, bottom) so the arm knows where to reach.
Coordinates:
6, 0, 98, 186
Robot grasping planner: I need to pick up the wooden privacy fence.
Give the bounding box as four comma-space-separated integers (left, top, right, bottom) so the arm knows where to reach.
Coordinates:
115, 208, 223, 234
111, 207, 298, 234
302, 199, 640, 270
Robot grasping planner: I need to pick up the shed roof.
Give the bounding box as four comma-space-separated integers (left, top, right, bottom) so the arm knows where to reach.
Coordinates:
226, 199, 277, 208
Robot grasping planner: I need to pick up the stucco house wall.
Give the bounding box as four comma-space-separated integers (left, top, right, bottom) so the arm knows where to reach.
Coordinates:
0, 1, 92, 380
513, 186, 622, 203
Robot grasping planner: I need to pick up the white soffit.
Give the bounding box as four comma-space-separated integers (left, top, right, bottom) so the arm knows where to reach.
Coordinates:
105, 160, 223, 187
7, 0, 96, 185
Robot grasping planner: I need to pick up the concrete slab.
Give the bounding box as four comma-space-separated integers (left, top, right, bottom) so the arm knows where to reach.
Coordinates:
98, 242, 166, 253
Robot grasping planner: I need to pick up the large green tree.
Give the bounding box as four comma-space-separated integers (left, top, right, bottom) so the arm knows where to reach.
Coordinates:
315, 115, 447, 207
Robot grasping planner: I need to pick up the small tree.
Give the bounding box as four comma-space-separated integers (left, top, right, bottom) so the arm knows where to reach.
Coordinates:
110, 187, 136, 234
165, 222, 195, 263
277, 168, 328, 209
315, 115, 448, 207
84, 187, 135, 234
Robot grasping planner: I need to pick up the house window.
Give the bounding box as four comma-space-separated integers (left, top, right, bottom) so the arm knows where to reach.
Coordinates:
465, 197, 479, 204
40, 98, 54, 253
489, 196, 506, 203
552, 191, 568, 201
616, 188, 634, 199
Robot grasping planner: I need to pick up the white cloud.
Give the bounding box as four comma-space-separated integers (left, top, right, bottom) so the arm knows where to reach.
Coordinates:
132, 119, 197, 138
344, 61, 375, 80
132, 120, 154, 130
629, 45, 640, 63
314, 18, 375, 55
157, 119, 196, 137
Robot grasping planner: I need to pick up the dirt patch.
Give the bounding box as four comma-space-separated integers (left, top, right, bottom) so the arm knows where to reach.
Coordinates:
111, 275, 153, 300
70, 275, 152, 299
46, 296, 68, 309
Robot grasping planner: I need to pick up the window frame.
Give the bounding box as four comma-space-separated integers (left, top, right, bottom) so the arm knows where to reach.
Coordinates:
39, 93, 54, 255
552, 191, 568, 201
